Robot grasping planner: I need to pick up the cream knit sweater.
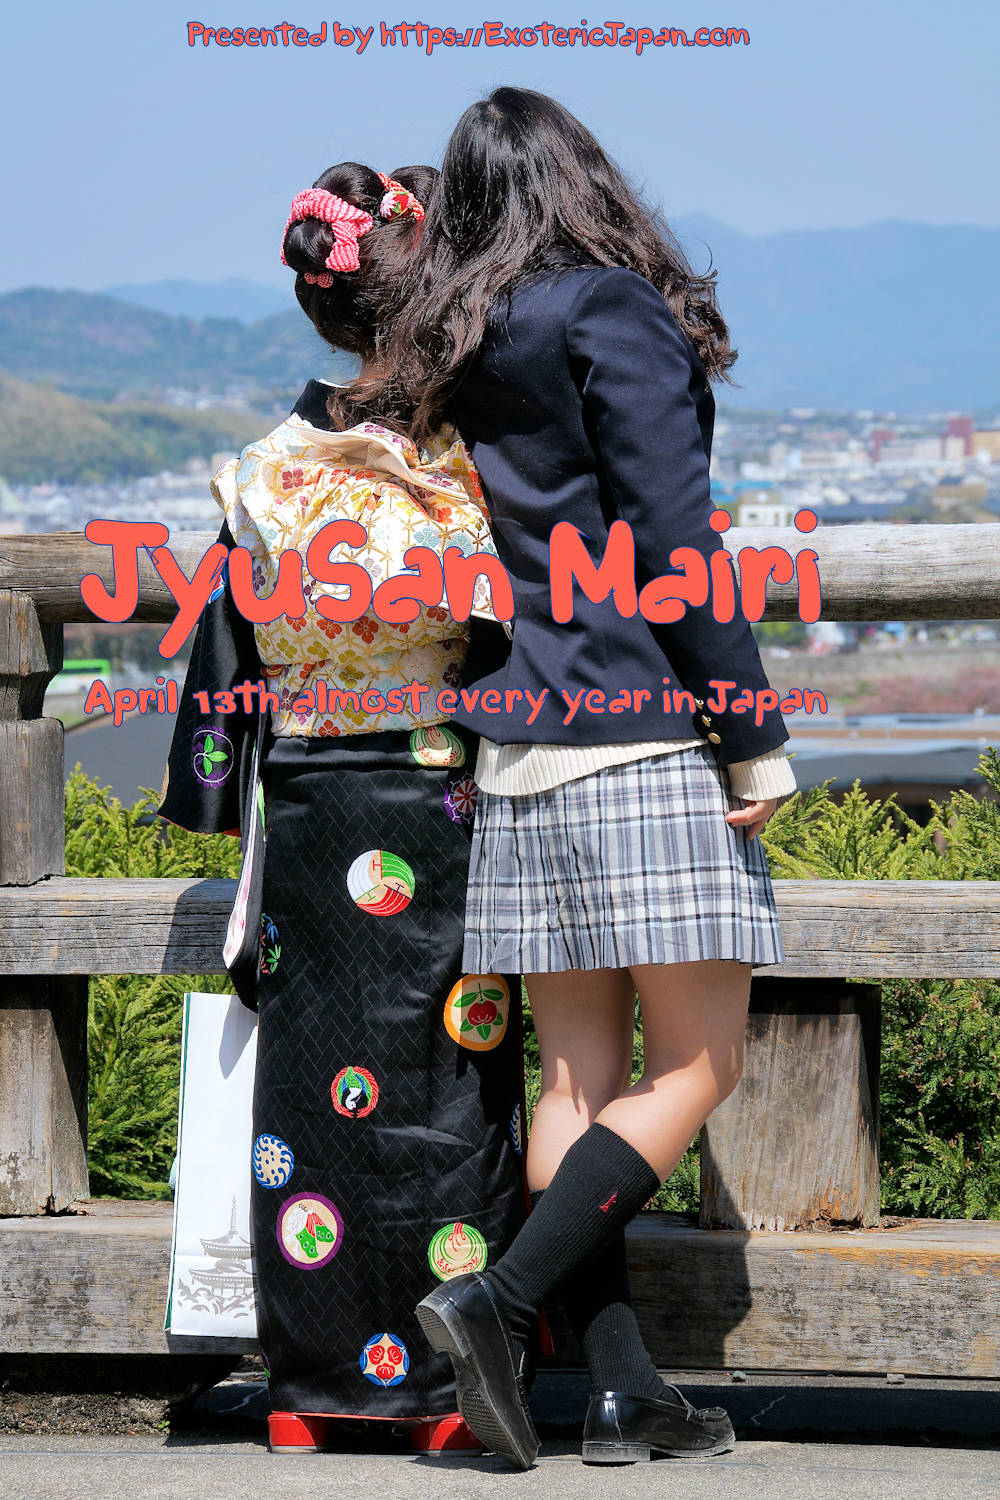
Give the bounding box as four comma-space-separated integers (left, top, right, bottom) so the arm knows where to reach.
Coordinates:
474, 738, 798, 801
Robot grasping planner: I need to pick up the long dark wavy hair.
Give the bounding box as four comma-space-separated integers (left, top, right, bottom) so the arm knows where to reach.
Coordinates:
344, 88, 736, 443
282, 161, 436, 366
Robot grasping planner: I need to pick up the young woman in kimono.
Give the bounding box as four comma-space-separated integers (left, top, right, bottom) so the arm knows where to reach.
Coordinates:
159, 162, 525, 1455
340, 94, 798, 1469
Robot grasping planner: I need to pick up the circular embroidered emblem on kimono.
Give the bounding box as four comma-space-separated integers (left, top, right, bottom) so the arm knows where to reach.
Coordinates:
276, 1193, 344, 1269
259, 915, 280, 975
252, 1133, 294, 1188
275, 1194, 346, 1266
346, 849, 415, 916
427, 1221, 489, 1281
409, 725, 466, 768
360, 1332, 409, 1387
444, 773, 479, 826
443, 975, 510, 1050
331, 1064, 379, 1118
509, 1102, 523, 1156
191, 726, 234, 787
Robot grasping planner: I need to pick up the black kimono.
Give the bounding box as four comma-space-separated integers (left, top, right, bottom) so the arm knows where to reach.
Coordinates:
160, 386, 525, 1420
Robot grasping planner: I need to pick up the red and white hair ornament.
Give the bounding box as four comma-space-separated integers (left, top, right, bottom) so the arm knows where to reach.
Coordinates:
280, 187, 374, 277
377, 172, 425, 223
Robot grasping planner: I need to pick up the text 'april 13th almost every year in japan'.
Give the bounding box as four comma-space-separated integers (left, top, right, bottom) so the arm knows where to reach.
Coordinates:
82, 677, 827, 731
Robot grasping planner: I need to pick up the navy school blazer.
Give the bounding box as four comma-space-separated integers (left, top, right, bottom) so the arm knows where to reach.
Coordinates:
446, 265, 790, 766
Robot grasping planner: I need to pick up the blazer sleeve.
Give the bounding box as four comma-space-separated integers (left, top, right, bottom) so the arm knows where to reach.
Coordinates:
566, 267, 789, 764
158, 519, 262, 835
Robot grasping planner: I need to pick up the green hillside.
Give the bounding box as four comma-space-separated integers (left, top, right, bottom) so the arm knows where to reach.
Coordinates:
0, 374, 265, 485
0, 287, 354, 401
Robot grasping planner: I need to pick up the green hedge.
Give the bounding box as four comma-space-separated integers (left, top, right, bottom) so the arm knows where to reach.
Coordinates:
66, 769, 240, 1198
67, 752, 1000, 1216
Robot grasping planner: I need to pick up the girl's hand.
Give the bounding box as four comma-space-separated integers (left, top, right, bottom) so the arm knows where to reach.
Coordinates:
725, 798, 777, 841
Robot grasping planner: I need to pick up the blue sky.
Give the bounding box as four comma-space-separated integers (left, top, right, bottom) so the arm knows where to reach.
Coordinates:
1, 0, 997, 291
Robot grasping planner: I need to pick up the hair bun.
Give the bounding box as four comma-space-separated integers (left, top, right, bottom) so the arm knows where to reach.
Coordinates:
280, 188, 374, 276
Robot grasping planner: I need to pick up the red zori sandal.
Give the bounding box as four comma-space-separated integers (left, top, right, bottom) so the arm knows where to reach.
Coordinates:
267, 1412, 332, 1453
267, 1409, 482, 1455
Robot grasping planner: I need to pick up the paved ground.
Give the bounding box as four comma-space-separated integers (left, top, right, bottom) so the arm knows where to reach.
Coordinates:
2, 1370, 998, 1499
0, 1433, 998, 1500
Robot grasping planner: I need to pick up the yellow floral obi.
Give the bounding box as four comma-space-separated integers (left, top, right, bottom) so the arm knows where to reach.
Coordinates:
211, 416, 498, 737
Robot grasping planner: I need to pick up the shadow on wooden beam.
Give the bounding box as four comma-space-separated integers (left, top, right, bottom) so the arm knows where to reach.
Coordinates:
2, 1203, 998, 1378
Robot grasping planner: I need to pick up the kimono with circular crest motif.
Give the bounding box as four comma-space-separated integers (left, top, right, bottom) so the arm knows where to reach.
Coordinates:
160, 382, 525, 1419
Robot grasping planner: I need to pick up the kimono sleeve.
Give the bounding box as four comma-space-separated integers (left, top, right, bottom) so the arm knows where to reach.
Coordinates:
158, 520, 262, 835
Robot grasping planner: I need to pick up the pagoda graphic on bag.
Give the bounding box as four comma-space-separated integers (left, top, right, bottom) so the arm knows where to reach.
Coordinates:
175, 1195, 256, 1319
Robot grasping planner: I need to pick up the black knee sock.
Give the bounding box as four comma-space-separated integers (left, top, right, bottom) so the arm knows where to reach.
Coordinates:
531, 1190, 666, 1400
486, 1123, 660, 1349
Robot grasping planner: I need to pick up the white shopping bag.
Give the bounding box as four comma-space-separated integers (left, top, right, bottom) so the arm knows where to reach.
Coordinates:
165, 991, 259, 1337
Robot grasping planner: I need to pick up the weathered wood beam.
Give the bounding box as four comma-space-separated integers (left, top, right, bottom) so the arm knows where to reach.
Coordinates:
0, 877, 997, 978
700, 979, 882, 1231
0, 1202, 257, 1357
626, 1217, 1000, 1377
1, 525, 1000, 622
0, 878, 236, 975
0, 591, 88, 1214
0, 977, 89, 1215
0, 534, 186, 624
762, 879, 1000, 978
3, 1206, 997, 1377
0, 591, 64, 884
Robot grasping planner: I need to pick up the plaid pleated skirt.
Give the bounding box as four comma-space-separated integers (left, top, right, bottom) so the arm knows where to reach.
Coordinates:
462, 743, 785, 974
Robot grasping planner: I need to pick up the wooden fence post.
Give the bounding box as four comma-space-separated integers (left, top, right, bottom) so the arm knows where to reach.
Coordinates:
699, 977, 881, 1231
0, 590, 88, 1214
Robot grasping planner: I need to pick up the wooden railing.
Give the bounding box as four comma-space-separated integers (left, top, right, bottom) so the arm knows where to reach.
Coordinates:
1, 526, 999, 1374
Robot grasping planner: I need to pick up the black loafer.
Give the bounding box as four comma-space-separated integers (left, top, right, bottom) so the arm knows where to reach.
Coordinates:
415, 1272, 540, 1470
582, 1387, 736, 1464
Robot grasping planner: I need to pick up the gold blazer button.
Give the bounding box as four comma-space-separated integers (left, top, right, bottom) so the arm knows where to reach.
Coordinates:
699, 714, 712, 726
707, 732, 722, 745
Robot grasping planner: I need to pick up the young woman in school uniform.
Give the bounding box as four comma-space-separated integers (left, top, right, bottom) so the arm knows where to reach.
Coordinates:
342, 89, 799, 1469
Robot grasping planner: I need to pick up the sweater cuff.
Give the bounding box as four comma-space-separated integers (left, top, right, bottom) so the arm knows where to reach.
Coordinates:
726, 746, 798, 802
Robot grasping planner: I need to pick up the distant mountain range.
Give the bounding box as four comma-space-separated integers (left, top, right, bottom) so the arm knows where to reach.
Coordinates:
104, 277, 293, 323
0, 288, 354, 402
0, 374, 263, 486
670, 216, 1000, 413
1, 220, 997, 411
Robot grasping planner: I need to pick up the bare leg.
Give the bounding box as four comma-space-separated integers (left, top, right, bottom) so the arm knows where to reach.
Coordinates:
524, 967, 635, 1190
488, 958, 752, 1326
521, 965, 659, 1396
519, 961, 748, 1404
527, 959, 750, 1188
598, 959, 751, 1180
